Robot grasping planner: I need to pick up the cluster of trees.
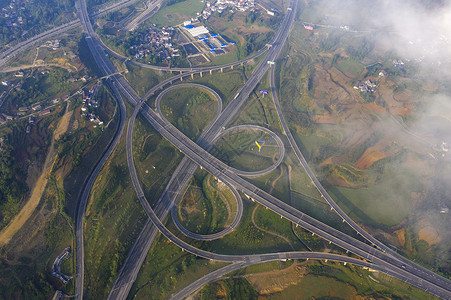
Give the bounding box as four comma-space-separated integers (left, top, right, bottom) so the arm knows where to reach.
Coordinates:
242, 32, 273, 57
7, 68, 71, 109
0, 138, 25, 229
245, 10, 282, 30
0, 0, 74, 47
345, 37, 374, 61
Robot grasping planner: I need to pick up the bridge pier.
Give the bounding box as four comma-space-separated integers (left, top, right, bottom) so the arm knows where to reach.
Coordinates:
210, 69, 212, 75
179, 71, 182, 74
231, 65, 233, 70
200, 71, 203, 77
344, 262, 347, 265
220, 68, 223, 72
325, 259, 328, 263
191, 73, 194, 79
180, 77, 183, 81
330, 206, 333, 211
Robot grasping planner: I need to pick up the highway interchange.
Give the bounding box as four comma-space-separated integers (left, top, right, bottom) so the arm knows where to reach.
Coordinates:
15, 0, 448, 298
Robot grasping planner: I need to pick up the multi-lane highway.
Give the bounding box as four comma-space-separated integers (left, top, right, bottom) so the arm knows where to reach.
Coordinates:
124, 0, 161, 31
73, 0, 451, 297
0, 0, 143, 69
108, 3, 298, 298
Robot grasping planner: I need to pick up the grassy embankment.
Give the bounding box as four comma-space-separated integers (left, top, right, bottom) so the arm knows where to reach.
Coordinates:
196, 259, 439, 299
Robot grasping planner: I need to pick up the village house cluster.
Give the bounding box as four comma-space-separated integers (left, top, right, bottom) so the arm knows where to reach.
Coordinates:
353, 79, 377, 93
46, 39, 61, 50
1, 0, 28, 28
81, 85, 104, 127
130, 25, 180, 61
200, 0, 255, 19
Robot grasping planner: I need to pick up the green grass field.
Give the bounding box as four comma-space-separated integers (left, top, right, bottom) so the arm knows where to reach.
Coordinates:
178, 173, 234, 234
212, 129, 281, 172
191, 69, 246, 106
336, 59, 364, 78
128, 226, 228, 299
149, 0, 205, 27
160, 86, 218, 140
124, 63, 169, 97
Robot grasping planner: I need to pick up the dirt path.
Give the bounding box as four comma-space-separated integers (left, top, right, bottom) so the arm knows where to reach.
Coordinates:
251, 205, 294, 250
0, 106, 72, 247
269, 166, 284, 195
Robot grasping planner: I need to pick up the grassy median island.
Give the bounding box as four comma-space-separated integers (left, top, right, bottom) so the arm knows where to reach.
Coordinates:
178, 173, 237, 235
160, 86, 218, 140
211, 129, 281, 173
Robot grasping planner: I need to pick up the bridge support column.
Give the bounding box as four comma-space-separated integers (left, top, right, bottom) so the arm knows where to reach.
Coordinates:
231, 65, 233, 70
312, 233, 315, 236
180, 77, 183, 81
191, 73, 194, 79
200, 72, 203, 77
210, 69, 212, 75
170, 70, 173, 74
342, 219, 345, 222
220, 68, 223, 72
330, 206, 333, 211
344, 262, 347, 266
325, 259, 328, 263
180, 71, 182, 74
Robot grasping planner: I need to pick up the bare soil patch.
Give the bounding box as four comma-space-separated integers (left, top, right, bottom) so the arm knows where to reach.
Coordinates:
418, 220, 441, 246
355, 146, 387, 169
394, 228, 405, 247
245, 263, 308, 295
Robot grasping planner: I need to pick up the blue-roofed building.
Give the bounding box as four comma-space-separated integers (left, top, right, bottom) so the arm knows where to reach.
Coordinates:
185, 24, 194, 29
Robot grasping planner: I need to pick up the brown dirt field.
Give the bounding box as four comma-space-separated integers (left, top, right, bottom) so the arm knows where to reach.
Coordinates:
0, 107, 71, 248
245, 263, 308, 295
390, 106, 412, 116
394, 228, 405, 247
393, 91, 411, 102
312, 114, 336, 124
418, 220, 441, 246
362, 102, 386, 114
355, 146, 387, 169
